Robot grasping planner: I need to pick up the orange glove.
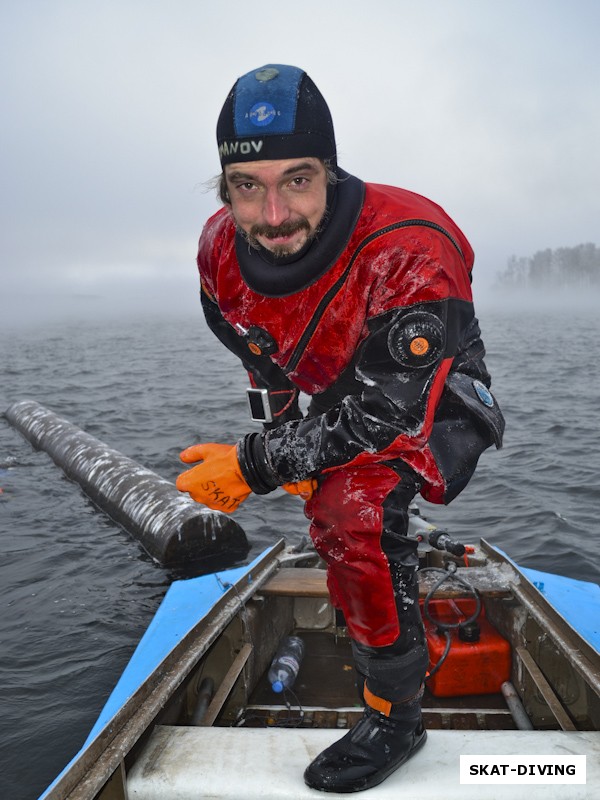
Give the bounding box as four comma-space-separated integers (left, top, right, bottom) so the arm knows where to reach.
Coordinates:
176, 443, 251, 513
282, 479, 317, 501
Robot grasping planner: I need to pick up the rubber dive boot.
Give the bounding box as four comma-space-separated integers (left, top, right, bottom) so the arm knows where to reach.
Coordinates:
303, 708, 426, 793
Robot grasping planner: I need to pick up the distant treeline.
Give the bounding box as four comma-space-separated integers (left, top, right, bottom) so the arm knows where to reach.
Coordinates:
495, 243, 600, 290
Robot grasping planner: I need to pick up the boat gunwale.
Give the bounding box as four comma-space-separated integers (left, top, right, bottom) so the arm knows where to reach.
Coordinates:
40, 537, 600, 800
480, 538, 600, 693
39, 539, 286, 800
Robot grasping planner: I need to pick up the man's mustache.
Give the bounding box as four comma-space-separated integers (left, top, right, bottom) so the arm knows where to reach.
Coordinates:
250, 218, 311, 239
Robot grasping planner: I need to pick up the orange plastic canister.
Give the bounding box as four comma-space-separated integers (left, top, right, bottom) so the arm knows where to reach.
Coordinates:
420, 597, 511, 697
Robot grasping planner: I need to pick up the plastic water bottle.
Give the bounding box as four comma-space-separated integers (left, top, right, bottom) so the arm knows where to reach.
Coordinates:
268, 635, 305, 693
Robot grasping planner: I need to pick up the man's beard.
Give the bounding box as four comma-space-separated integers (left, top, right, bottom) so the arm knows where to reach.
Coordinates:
245, 218, 313, 258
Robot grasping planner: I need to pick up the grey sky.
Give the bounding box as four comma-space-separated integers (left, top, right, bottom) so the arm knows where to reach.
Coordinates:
1, 0, 599, 323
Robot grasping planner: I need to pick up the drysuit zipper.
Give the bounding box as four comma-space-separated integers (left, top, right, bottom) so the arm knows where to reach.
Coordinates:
284, 219, 465, 374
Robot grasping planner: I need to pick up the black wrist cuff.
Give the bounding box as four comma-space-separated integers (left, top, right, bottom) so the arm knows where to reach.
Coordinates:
237, 434, 280, 495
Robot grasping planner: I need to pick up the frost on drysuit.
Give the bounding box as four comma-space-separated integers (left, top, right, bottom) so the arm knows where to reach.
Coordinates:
263, 361, 437, 483
389, 563, 418, 609
262, 302, 449, 484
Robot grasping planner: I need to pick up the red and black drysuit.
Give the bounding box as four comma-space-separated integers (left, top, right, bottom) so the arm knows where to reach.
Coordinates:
197, 170, 504, 713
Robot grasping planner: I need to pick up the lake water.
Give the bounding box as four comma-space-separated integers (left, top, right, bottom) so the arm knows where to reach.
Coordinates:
1, 303, 599, 799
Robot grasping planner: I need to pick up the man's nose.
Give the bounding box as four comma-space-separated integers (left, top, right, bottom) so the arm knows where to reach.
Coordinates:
263, 187, 290, 227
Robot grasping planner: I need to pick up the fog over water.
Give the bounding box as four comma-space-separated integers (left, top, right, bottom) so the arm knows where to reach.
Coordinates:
1, 305, 599, 799
2, 0, 600, 328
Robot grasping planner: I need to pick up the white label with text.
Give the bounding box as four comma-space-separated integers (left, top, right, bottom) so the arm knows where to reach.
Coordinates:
460, 754, 586, 784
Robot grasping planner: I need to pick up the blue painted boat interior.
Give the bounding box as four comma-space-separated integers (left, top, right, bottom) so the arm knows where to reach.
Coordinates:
520, 565, 600, 653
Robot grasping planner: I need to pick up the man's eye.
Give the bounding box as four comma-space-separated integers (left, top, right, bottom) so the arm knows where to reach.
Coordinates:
291, 176, 308, 187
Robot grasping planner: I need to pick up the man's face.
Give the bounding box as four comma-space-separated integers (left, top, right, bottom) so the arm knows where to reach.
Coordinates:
224, 157, 328, 257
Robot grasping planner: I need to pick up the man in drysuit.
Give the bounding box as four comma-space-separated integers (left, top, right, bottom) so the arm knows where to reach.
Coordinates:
177, 64, 504, 793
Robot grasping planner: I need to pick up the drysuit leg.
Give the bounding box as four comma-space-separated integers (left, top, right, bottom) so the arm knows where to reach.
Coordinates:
305, 461, 429, 711
303, 462, 429, 792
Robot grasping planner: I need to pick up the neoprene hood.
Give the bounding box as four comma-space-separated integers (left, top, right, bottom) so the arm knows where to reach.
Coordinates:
217, 64, 336, 167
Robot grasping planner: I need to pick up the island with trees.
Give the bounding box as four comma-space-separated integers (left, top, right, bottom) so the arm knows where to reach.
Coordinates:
495, 243, 600, 292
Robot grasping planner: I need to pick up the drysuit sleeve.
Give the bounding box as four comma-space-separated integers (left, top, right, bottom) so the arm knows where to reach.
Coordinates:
238, 298, 475, 488
200, 287, 302, 428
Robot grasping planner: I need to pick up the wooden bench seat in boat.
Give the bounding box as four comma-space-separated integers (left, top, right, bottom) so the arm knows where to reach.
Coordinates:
259, 564, 514, 599
127, 726, 598, 799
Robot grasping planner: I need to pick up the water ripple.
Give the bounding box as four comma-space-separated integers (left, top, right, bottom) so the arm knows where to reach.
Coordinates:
1, 309, 599, 799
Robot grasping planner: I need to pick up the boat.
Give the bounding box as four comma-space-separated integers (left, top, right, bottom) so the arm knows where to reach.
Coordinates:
39, 509, 600, 799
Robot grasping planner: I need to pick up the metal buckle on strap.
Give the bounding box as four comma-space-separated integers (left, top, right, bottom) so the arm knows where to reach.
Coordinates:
246, 388, 273, 423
